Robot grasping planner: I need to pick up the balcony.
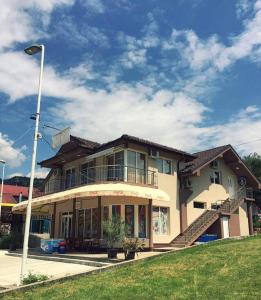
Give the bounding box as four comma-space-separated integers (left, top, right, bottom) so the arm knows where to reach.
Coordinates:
44, 165, 158, 195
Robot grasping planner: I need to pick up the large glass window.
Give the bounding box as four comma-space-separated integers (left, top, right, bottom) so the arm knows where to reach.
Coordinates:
125, 205, 135, 237
65, 168, 76, 188
152, 206, 169, 235
77, 209, 85, 238
127, 150, 146, 184
106, 151, 124, 181
112, 205, 121, 218
30, 216, 51, 234
61, 212, 72, 238
138, 205, 146, 238
84, 209, 92, 238
156, 158, 171, 175
81, 161, 95, 184
77, 208, 100, 239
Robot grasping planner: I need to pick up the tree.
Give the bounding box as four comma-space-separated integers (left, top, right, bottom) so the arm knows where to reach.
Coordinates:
243, 153, 261, 182
243, 153, 261, 208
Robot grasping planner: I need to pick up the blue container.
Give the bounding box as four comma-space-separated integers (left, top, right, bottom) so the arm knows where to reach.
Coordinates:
58, 246, 66, 254
197, 234, 218, 243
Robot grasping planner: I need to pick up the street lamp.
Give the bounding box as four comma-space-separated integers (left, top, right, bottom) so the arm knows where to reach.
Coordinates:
0, 160, 6, 221
20, 44, 45, 284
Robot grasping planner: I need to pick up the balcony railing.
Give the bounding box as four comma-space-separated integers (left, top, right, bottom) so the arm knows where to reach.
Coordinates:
44, 165, 158, 195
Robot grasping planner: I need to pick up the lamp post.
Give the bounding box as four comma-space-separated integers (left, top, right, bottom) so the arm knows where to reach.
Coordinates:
0, 160, 6, 221
20, 44, 45, 284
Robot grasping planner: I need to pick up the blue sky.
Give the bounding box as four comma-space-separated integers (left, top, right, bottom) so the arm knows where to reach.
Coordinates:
0, 0, 261, 178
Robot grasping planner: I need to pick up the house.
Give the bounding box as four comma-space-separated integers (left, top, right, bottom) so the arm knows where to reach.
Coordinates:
0, 184, 47, 235
12, 134, 260, 249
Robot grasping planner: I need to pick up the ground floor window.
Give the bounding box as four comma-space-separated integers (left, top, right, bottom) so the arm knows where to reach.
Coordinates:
76, 208, 98, 238
125, 205, 135, 237
193, 201, 206, 209
152, 206, 169, 235
138, 205, 146, 238
30, 215, 51, 234
112, 205, 121, 218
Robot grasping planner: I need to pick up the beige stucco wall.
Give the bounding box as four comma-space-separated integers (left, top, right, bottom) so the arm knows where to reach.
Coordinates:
186, 158, 237, 225
186, 158, 250, 237
239, 202, 249, 236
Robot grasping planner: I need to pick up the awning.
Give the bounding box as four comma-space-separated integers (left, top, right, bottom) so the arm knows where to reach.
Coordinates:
12, 183, 170, 213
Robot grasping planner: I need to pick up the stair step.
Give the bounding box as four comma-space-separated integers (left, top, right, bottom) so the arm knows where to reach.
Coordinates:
6, 253, 109, 268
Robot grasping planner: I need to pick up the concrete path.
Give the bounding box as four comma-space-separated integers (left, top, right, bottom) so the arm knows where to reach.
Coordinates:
0, 251, 97, 288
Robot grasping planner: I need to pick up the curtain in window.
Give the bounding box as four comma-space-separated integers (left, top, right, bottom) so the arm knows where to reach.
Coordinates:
125, 205, 134, 237
138, 205, 146, 238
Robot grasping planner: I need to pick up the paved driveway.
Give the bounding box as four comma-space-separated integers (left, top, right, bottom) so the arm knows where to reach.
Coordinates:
0, 251, 97, 288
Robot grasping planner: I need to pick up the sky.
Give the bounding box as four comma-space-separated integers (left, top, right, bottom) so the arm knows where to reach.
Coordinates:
0, 0, 261, 179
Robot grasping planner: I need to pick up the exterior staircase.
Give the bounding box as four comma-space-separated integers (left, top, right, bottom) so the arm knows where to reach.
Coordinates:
170, 187, 247, 248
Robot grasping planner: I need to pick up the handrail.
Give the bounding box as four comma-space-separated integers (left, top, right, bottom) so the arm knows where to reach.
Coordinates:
43, 164, 158, 195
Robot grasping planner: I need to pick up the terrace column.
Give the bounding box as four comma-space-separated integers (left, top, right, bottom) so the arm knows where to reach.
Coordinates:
97, 196, 102, 239
247, 202, 254, 235
51, 202, 56, 238
148, 199, 153, 250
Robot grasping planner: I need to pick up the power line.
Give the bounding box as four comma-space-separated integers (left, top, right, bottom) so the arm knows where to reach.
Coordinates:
235, 138, 261, 147
12, 126, 34, 146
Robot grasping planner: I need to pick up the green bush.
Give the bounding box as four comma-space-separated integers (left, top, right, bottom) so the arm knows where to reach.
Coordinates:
0, 235, 12, 249
22, 272, 49, 285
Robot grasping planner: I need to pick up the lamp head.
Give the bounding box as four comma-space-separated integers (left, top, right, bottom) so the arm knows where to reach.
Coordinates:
0, 160, 5, 164
24, 45, 42, 55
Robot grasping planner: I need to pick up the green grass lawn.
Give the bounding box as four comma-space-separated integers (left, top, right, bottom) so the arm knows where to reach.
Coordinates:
3, 236, 261, 300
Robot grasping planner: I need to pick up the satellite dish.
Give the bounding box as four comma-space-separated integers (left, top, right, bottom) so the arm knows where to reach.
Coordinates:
52, 127, 71, 149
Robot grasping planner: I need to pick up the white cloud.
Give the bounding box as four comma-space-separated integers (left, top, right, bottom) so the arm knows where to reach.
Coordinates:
0, 0, 261, 165
27, 168, 49, 178
209, 106, 261, 155
0, 133, 26, 168
80, 0, 106, 14
0, 0, 74, 51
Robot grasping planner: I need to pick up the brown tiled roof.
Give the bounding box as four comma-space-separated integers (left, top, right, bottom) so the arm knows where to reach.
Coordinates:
71, 135, 100, 149
97, 134, 195, 159
180, 145, 231, 174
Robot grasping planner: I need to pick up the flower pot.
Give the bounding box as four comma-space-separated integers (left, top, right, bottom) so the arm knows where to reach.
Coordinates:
125, 250, 136, 260
107, 248, 118, 259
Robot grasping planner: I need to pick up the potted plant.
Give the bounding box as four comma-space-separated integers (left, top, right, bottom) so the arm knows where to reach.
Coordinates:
122, 237, 145, 260
103, 217, 126, 259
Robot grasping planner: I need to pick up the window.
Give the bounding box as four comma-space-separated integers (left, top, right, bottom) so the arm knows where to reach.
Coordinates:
125, 205, 135, 237
112, 205, 121, 218
81, 161, 95, 184
210, 171, 221, 184
156, 158, 171, 174
76, 208, 99, 239
65, 168, 76, 188
152, 206, 169, 235
138, 205, 146, 238
61, 212, 72, 238
127, 150, 146, 183
30, 216, 51, 234
106, 151, 124, 181
193, 201, 206, 209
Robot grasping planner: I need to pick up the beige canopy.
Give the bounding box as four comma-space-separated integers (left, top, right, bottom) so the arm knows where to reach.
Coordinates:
12, 183, 170, 214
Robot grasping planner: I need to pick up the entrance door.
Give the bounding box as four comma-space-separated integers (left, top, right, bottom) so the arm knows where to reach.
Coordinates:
61, 214, 72, 238
223, 216, 230, 238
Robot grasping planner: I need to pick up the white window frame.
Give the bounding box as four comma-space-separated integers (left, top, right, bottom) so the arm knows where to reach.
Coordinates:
65, 167, 76, 188
210, 170, 222, 185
